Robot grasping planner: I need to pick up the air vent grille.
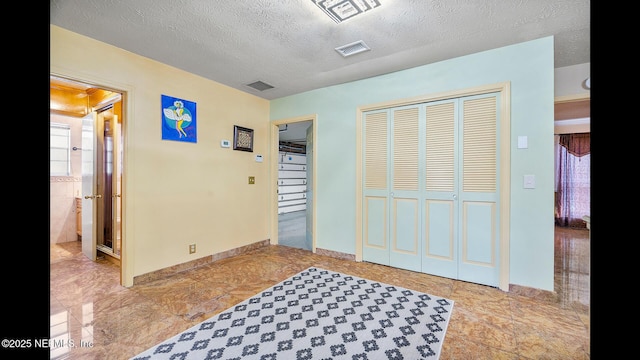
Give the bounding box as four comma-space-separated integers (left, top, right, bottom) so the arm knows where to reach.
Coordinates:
246, 81, 274, 91
335, 40, 371, 57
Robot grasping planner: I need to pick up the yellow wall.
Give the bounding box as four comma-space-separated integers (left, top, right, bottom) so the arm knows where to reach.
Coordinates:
50, 25, 271, 286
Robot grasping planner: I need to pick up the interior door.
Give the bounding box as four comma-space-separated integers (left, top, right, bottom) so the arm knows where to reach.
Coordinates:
421, 99, 458, 279
362, 105, 422, 272
362, 109, 390, 265
363, 93, 500, 287
81, 111, 98, 261
455, 94, 500, 286
87, 104, 124, 258
421, 94, 500, 287
113, 113, 122, 256
388, 106, 422, 271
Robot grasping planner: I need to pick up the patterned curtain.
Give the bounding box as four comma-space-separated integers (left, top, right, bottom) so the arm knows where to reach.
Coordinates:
555, 133, 590, 228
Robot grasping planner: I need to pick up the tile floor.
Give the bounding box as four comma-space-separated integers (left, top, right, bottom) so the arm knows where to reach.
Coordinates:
49, 226, 590, 359
277, 210, 310, 250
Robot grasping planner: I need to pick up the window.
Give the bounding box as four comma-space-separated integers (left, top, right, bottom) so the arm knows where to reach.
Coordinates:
50, 122, 71, 176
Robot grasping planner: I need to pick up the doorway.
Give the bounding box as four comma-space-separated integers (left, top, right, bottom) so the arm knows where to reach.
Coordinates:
272, 117, 316, 251
50, 75, 124, 268
553, 95, 590, 228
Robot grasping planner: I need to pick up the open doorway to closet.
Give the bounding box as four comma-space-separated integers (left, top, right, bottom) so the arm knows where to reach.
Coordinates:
274, 119, 314, 251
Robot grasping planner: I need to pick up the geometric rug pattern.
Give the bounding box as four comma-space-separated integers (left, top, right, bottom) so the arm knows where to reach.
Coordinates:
131, 267, 454, 359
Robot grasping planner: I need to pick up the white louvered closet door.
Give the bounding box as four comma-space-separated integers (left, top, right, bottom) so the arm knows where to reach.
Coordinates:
362, 105, 423, 272
421, 93, 500, 287
362, 110, 391, 266
362, 93, 500, 287
388, 106, 422, 271
456, 94, 500, 287
421, 99, 459, 279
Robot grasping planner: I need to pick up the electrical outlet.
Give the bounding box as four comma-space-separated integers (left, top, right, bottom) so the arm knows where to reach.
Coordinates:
189, 244, 196, 254
248, 176, 255, 184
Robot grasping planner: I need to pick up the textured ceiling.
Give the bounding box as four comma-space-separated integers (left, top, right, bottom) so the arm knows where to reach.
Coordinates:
50, 0, 590, 101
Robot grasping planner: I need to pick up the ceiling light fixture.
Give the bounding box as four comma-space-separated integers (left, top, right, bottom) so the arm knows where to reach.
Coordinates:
312, 0, 381, 23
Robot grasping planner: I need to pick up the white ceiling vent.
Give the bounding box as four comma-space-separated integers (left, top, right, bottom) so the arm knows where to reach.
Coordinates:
335, 40, 371, 57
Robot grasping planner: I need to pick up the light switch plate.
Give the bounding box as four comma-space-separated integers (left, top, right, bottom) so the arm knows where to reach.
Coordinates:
523, 174, 535, 189
518, 136, 528, 149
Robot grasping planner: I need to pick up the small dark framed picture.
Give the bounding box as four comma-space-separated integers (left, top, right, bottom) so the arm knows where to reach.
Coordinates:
233, 125, 254, 152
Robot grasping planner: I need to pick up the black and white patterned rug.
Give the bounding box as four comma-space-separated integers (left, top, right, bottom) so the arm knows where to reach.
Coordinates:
131, 267, 454, 359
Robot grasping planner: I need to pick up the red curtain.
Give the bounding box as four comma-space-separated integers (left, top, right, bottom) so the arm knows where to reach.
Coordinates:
555, 133, 590, 228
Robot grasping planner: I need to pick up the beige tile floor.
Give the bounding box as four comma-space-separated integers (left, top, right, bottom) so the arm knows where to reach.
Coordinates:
49, 226, 590, 359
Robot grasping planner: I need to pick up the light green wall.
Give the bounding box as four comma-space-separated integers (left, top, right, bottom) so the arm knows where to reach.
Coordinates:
270, 37, 556, 291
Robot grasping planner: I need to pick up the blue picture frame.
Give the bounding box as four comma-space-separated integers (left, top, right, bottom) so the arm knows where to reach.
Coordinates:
161, 94, 197, 143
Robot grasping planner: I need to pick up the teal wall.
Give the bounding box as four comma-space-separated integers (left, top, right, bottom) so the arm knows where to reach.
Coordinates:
270, 36, 555, 291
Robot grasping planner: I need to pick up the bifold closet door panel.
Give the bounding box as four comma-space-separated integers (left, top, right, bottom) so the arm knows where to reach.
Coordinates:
389, 106, 422, 272
362, 111, 390, 265
362, 106, 423, 272
421, 100, 459, 279
456, 94, 500, 287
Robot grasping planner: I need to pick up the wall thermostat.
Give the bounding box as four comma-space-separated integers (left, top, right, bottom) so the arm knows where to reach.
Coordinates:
255, 155, 263, 162
221, 139, 231, 148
